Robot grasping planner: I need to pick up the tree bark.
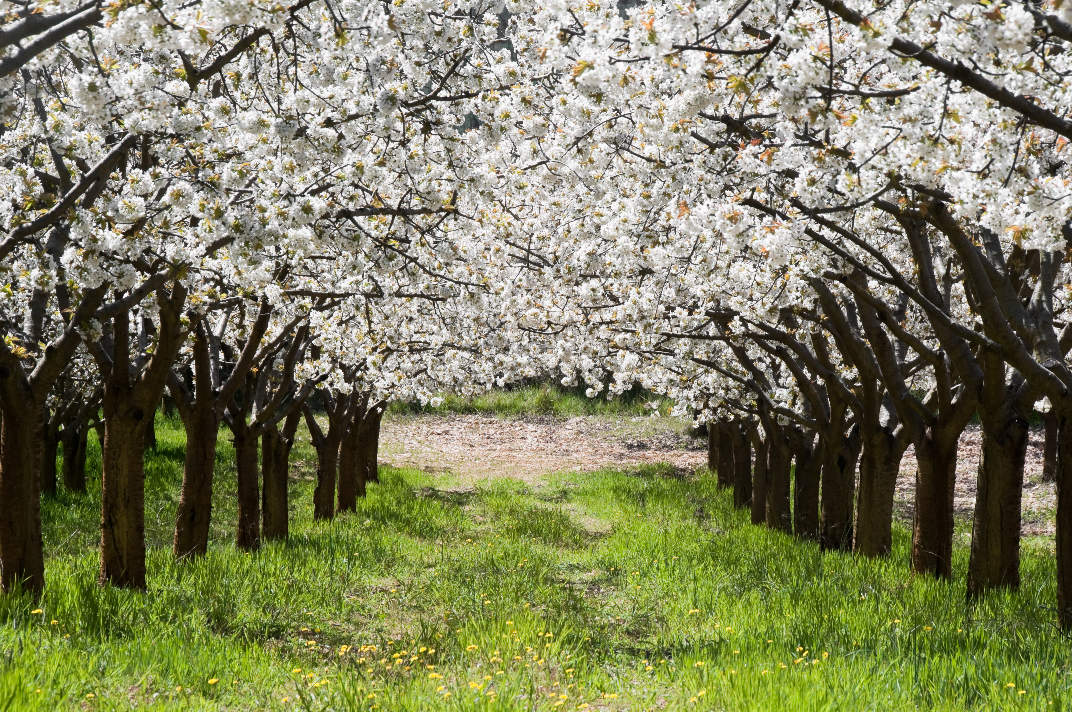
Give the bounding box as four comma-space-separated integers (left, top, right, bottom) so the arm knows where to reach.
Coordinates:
854, 427, 907, 557
706, 421, 719, 474
337, 412, 363, 513
261, 428, 286, 541
61, 422, 88, 493
99, 407, 148, 589
0, 401, 45, 593
716, 421, 734, 489
1056, 410, 1072, 630
41, 421, 58, 497
143, 409, 157, 452
911, 431, 959, 579
731, 422, 752, 509
1042, 410, 1057, 483
765, 427, 792, 533
233, 427, 260, 551
820, 429, 860, 552
750, 431, 769, 526
791, 430, 820, 541
360, 408, 382, 488
967, 386, 1028, 597
173, 403, 218, 558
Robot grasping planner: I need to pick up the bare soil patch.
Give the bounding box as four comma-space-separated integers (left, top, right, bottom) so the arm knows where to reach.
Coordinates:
381, 414, 1056, 535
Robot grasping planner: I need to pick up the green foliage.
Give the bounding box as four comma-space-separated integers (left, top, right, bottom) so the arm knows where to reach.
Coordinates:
390, 383, 671, 418
2, 416, 1069, 710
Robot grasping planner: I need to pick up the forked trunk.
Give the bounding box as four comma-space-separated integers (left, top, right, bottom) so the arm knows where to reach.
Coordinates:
911, 432, 958, 579
173, 404, 219, 558
234, 428, 260, 551
967, 403, 1028, 597
99, 408, 148, 589
0, 402, 45, 593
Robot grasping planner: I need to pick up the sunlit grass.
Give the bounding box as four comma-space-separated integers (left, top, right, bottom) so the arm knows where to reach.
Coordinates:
1, 416, 1069, 710
389, 383, 671, 418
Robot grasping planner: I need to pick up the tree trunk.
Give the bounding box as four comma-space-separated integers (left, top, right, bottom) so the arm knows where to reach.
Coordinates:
234, 428, 260, 551
61, 423, 88, 494
261, 427, 289, 541
750, 433, 769, 526
1056, 410, 1072, 630
967, 401, 1028, 597
143, 409, 157, 452
337, 414, 363, 513
41, 422, 58, 497
313, 437, 339, 520
731, 423, 752, 509
173, 404, 219, 559
364, 409, 382, 484
853, 428, 906, 557
791, 432, 820, 541
99, 408, 148, 589
0, 402, 45, 593
911, 432, 959, 579
820, 431, 860, 551
716, 421, 734, 489
706, 421, 719, 474
1042, 410, 1057, 483
765, 429, 792, 533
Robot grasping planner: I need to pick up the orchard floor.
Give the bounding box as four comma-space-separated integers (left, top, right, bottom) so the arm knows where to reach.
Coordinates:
1, 414, 1068, 711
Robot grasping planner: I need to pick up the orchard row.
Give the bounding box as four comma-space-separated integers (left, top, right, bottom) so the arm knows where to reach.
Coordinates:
3, 0, 1072, 628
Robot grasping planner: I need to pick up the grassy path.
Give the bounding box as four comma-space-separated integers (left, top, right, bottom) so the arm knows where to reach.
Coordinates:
1, 416, 1069, 710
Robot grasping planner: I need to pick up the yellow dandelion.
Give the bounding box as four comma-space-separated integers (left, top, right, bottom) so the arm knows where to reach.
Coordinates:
30, 608, 43, 614
208, 678, 219, 685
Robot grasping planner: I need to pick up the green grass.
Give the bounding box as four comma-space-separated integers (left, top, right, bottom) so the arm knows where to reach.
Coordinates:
389, 383, 671, 418
1, 415, 1070, 710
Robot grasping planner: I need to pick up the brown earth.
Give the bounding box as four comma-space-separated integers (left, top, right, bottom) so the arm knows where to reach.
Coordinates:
380, 414, 1056, 535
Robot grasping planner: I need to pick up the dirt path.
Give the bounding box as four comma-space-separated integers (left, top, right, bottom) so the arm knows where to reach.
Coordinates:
380, 413, 705, 486
380, 414, 1057, 535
